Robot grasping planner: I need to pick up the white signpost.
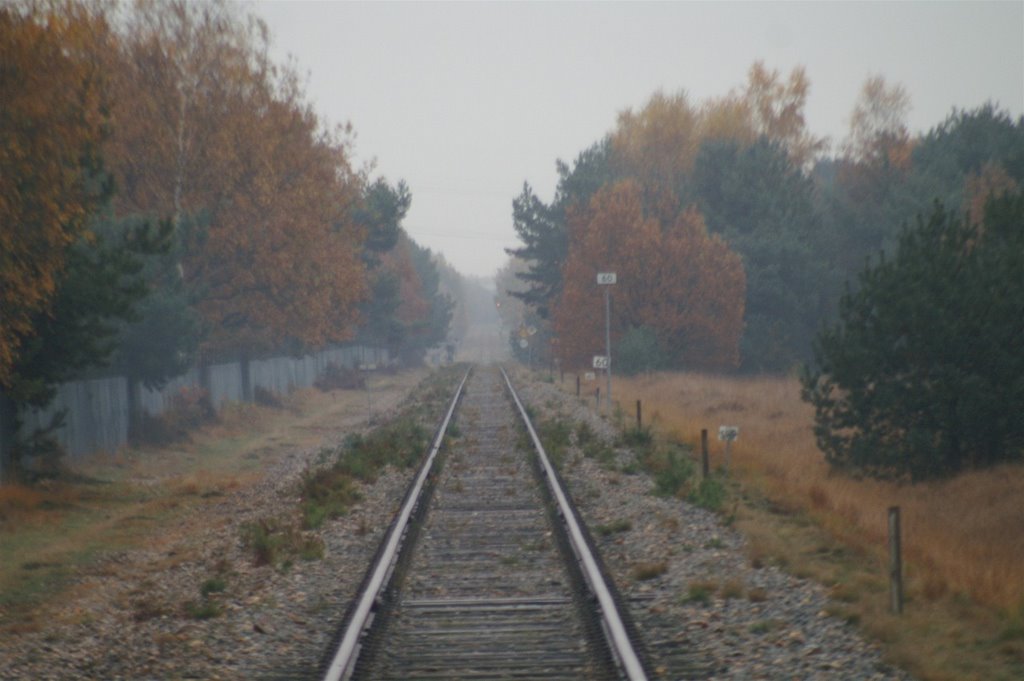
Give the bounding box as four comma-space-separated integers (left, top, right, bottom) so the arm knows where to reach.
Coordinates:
592, 355, 609, 370
718, 425, 740, 472
596, 272, 616, 414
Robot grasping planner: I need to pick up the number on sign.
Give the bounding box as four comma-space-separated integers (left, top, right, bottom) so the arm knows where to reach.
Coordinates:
593, 355, 609, 369
596, 272, 617, 285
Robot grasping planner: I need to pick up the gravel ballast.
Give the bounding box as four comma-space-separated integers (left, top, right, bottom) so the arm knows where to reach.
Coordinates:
513, 368, 912, 680
1, 366, 913, 680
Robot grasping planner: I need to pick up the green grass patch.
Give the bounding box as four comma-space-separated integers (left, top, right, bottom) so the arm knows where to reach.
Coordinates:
645, 445, 695, 498
595, 518, 633, 537
184, 599, 222, 620
683, 580, 717, 604
536, 417, 573, 469
200, 576, 227, 596
689, 476, 727, 511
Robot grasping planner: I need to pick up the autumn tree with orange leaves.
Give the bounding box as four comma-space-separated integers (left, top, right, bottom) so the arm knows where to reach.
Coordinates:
0, 5, 110, 386
553, 181, 745, 372
105, 0, 366, 360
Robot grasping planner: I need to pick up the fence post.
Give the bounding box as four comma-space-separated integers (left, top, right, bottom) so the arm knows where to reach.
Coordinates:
636, 400, 642, 430
595, 387, 600, 410
889, 506, 903, 614
701, 428, 709, 478
576, 374, 580, 398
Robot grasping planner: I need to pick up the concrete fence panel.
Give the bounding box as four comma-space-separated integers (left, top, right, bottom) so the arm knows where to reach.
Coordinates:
0, 345, 387, 478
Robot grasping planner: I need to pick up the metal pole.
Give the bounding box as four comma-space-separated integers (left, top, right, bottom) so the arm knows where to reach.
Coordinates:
889, 506, 903, 614
604, 285, 612, 414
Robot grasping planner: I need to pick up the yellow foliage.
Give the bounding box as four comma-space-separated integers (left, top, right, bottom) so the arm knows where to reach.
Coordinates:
0, 5, 110, 384
101, 0, 368, 357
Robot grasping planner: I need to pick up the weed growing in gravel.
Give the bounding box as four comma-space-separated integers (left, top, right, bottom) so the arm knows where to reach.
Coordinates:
595, 519, 633, 537
703, 537, 726, 550
300, 416, 428, 529
748, 618, 782, 634
682, 580, 717, 604
747, 586, 768, 602
647, 446, 696, 498
131, 596, 168, 622
241, 517, 324, 568
721, 578, 745, 599
620, 461, 641, 475
632, 561, 668, 581
575, 422, 595, 447
536, 417, 573, 469
299, 468, 360, 529
689, 476, 727, 511
200, 576, 227, 596
620, 425, 654, 448
184, 599, 222, 620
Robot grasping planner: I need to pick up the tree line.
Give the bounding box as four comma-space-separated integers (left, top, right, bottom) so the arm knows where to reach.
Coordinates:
505, 62, 1023, 478
1, 1, 457, 473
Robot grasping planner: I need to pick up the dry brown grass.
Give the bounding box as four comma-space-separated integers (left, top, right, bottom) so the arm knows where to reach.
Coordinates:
579, 370, 1024, 679
614, 371, 1024, 612
0, 369, 428, 630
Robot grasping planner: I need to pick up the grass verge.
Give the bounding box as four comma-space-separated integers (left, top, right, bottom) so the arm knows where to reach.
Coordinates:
0, 368, 429, 633
598, 370, 1024, 681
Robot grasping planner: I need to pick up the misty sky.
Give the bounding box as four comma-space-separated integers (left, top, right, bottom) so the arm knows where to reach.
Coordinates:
249, 1, 1024, 281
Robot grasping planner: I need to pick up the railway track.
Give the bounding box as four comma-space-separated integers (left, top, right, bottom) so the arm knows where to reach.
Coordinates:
320, 366, 650, 681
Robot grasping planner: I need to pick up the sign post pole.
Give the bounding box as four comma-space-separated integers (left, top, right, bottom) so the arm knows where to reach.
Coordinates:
597, 272, 616, 416
717, 426, 740, 473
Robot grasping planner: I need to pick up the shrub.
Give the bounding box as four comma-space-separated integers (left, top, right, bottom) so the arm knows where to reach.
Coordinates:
689, 476, 727, 512
683, 580, 717, 604
241, 517, 325, 567
253, 386, 283, 408
133, 385, 216, 446
649, 446, 695, 498
314, 362, 365, 391
537, 417, 573, 469
615, 325, 669, 376
802, 195, 1024, 480
200, 577, 227, 596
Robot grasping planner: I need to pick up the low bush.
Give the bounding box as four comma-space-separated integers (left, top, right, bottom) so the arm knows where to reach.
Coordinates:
132, 386, 216, 446
240, 516, 324, 568
253, 386, 284, 408
689, 476, 727, 511
314, 363, 365, 391
537, 417, 573, 469
646, 446, 696, 498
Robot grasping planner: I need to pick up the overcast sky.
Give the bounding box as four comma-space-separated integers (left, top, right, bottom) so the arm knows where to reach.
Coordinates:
248, 1, 1024, 281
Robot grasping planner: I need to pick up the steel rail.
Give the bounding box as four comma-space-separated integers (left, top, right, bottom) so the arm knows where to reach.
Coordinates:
322, 368, 471, 681
500, 366, 649, 681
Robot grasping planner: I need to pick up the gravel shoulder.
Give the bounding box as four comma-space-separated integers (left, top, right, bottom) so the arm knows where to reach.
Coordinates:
512, 368, 913, 681
0, 373, 430, 681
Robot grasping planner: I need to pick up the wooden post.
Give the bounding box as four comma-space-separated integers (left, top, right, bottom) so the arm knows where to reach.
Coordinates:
576, 374, 580, 397
636, 400, 642, 430
889, 506, 903, 614
701, 429, 709, 478
595, 387, 600, 409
